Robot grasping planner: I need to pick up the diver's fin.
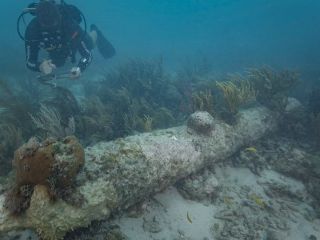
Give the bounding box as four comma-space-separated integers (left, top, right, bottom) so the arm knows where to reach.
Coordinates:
90, 24, 116, 59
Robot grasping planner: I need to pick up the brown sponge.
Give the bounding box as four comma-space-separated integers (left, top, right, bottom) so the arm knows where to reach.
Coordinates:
4, 136, 84, 215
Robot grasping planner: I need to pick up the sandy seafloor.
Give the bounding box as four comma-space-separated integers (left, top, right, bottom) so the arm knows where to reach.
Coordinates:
108, 134, 320, 240
115, 168, 320, 240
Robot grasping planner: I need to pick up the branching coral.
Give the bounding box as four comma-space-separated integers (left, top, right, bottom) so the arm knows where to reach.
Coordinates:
143, 115, 153, 132
153, 107, 175, 129
309, 88, 320, 117
84, 59, 182, 136
0, 123, 23, 175
310, 113, 320, 144
0, 79, 36, 175
216, 77, 257, 114
247, 67, 298, 93
103, 59, 167, 100
308, 89, 320, 143
94, 60, 161, 134
30, 104, 75, 139
0, 79, 34, 133
246, 67, 299, 110
78, 96, 114, 143
191, 89, 215, 115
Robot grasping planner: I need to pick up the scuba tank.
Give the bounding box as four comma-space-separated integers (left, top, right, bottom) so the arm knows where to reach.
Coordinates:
17, 0, 87, 41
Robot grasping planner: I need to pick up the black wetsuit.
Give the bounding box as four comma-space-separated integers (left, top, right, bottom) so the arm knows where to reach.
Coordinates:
25, 8, 93, 73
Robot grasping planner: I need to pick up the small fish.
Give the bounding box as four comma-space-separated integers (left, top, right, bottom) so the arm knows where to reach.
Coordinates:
187, 211, 192, 223
244, 147, 257, 153
249, 194, 266, 208
171, 135, 178, 141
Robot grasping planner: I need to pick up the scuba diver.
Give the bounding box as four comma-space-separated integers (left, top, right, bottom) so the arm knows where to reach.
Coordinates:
21, 0, 115, 80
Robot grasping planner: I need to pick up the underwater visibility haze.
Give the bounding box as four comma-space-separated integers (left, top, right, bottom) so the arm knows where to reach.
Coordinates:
0, 0, 320, 239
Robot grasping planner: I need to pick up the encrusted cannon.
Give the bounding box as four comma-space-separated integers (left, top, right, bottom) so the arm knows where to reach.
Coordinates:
0, 107, 277, 239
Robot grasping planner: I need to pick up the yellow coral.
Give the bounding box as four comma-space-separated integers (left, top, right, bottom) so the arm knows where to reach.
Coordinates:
191, 89, 214, 114
216, 76, 257, 114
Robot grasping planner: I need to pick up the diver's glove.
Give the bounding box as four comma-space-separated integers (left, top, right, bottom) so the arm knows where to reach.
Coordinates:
70, 67, 81, 79
39, 59, 56, 75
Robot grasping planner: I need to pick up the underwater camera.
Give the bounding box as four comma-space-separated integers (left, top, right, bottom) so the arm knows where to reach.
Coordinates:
17, 0, 87, 41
